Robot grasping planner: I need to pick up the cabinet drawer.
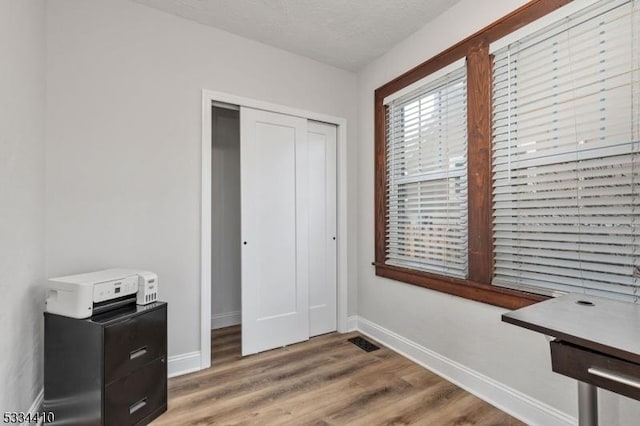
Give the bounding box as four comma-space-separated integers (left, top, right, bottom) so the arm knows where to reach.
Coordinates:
551, 340, 640, 400
104, 306, 166, 383
104, 357, 167, 426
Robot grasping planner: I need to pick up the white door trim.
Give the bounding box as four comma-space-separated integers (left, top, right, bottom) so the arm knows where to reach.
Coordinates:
201, 89, 349, 370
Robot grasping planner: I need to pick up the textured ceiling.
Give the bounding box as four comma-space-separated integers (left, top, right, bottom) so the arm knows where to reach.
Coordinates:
132, 0, 459, 71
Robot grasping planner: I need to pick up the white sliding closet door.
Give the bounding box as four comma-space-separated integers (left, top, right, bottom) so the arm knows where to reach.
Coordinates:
308, 121, 337, 337
240, 107, 309, 356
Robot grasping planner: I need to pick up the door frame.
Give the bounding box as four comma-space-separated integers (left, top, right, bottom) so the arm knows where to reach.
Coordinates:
200, 89, 349, 369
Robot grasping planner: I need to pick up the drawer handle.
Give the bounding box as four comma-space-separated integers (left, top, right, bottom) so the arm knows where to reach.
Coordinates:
588, 367, 640, 389
129, 397, 147, 415
130, 346, 148, 360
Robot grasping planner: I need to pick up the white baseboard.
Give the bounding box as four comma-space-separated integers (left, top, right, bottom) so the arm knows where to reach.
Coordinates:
211, 311, 241, 330
347, 315, 358, 332
355, 316, 576, 426
23, 388, 44, 426
168, 351, 202, 378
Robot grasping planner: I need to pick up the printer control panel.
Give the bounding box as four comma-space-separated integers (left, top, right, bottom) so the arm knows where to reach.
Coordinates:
93, 275, 138, 303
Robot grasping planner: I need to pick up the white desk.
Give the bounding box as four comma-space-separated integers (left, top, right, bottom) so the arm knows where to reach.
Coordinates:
503, 293, 640, 426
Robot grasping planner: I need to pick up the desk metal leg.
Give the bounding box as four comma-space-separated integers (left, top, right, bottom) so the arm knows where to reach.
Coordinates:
578, 381, 598, 426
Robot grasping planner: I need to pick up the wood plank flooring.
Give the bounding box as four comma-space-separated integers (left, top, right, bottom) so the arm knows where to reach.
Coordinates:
151, 326, 524, 426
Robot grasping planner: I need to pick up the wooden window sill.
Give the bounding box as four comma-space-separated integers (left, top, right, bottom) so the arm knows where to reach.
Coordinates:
374, 263, 547, 310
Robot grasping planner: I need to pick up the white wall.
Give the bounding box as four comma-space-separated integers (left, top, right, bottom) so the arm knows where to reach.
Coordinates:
211, 107, 241, 327
0, 0, 46, 413
45, 0, 358, 358
356, 0, 640, 425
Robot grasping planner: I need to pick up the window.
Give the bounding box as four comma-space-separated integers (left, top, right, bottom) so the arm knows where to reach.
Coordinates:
492, 0, 640, 301
374, 0, 640, 308
384, 65, 468, 278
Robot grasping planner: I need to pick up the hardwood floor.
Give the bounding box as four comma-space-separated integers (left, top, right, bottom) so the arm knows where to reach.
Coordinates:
152, 326, 524, 425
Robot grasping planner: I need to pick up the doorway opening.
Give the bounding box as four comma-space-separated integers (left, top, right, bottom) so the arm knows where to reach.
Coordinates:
211, 104, 242, 365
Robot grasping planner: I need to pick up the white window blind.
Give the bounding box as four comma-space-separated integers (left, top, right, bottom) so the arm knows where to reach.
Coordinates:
385, 65, 468, 278
492, 0, 640, 301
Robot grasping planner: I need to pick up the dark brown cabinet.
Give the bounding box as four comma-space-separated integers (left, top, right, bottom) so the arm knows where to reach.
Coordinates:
44, 302, 167, 425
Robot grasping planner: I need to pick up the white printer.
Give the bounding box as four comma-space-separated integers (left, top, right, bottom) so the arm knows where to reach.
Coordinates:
45, 268, 159, 319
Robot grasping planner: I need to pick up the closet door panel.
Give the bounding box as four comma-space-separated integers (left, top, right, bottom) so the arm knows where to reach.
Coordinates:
240, 107, 309, 355
308, 121, 337, 337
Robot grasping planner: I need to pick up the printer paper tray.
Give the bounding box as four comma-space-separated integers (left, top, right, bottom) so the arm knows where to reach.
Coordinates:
93, 294, 137, 316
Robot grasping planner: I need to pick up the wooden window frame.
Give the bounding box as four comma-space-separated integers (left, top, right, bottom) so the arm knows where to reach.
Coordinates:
374, 0, 573, 310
